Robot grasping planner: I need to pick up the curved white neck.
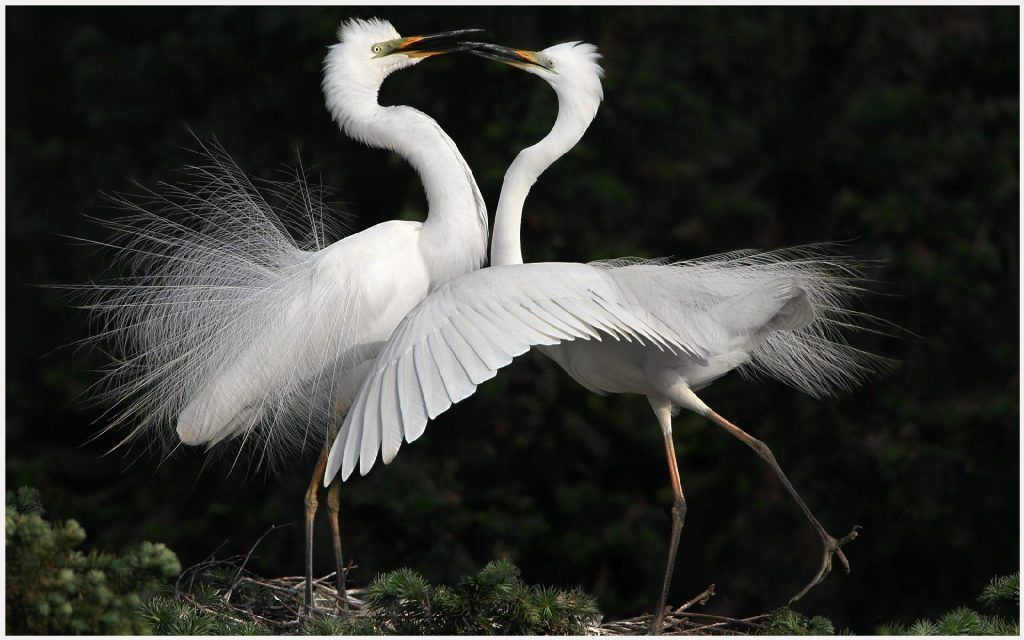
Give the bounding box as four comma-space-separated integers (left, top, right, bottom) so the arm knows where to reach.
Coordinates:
490, 91, 596, 267
329, 81, 488, 283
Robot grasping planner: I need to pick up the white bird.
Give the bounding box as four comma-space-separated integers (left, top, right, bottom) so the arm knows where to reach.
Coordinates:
82, 18, 488, 611
325, 41, 880, 632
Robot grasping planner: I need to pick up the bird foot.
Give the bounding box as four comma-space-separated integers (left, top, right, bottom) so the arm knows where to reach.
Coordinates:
789, 525, 861, 604
649, 606, 670, 635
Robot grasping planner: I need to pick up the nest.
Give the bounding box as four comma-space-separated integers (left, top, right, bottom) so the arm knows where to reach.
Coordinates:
175, 560, 769, 635
595, 585, 772, 635
172, 527, 771, 635
173, 539, 371, 633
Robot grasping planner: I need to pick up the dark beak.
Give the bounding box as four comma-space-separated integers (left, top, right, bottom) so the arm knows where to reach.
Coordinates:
395, 29, 485, 57
464, 42, 545, 68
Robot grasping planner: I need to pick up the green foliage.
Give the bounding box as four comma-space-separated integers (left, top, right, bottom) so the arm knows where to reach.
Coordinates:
763, 608, 836, 635
877, 608, 1017, 636
138, 595, 272, 635
5, 487, 181, 634
300, 613, 380, 635
127, 559, 598, 635
978, 573, 1019, 608
366, 559, 601, 634
875, 574, 1019, 635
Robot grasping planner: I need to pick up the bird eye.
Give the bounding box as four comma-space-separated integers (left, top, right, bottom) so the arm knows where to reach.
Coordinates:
372, 44, 383, 54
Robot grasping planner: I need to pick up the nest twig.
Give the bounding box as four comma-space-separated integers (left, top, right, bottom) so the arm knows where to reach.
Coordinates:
172, 533, 770, 635
173, 528, 369, 633
596, 584, 772, 635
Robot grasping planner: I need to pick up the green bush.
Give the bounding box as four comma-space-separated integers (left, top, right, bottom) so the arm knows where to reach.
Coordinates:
366, 559, 602, 634
5, 487, 181, 634
762, 608, 837, 635
875, 573, 1019, 635
978, 574, 1019, 609
138, 595, 271, 635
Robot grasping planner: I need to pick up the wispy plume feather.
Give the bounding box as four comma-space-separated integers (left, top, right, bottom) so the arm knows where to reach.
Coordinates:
594, 244, 892, 399
68, 138, 360, 472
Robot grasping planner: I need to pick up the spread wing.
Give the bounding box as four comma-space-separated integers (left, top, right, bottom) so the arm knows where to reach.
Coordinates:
325, 262, 707, 483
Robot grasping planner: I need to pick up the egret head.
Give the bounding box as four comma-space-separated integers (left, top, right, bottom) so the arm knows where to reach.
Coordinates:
323, 18, 481, 123
469, 40, 605, 109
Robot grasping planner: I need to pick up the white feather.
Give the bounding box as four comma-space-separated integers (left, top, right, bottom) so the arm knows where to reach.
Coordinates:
325, 262, 710, 480
323, 40, 887, 484
78, 18, 491, 471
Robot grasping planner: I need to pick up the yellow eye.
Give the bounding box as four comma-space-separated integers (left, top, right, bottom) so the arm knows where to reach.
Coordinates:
372, 44, 383, 55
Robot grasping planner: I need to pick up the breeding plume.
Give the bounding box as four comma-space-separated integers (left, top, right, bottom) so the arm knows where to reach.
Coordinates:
82, 18, 488, 610
325, 41, 880, 632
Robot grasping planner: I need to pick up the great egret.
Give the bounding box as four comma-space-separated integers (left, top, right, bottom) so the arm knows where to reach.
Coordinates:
83, 18, 488, 611
325, 40, 879, 632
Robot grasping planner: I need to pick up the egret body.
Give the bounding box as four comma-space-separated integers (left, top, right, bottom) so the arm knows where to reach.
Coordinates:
327, 41, 875, 631
87, 18, 488, 611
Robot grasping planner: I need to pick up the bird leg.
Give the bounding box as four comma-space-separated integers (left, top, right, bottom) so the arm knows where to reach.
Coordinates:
304, 440, 330, 614
705, 410, 859, 603
650, 399, 687, 635
325, 477, 349, 610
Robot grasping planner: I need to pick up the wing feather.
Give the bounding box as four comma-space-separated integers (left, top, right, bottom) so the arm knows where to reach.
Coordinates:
499, 301, 565, 343
325, 263, 704, 483
440, 322, 493, 383
518, 302, 580, 340
337, 371, 369, 480
552, 298, 613, 340
414, 340, 450, 421
396, 350, 428, 440
448, 312, 511, 370
534, 298, 602, 339
427, 329, 475, 405
460, 305, 525, 361
357, 365, 384, 476
379, 364, 404, 464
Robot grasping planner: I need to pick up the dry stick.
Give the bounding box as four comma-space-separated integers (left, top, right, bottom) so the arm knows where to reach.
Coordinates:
673, 584, 716, 613
600, 608, 769, 636
228, 574, 351, 627
225, 523, 291, 602
180, 593, 256, 629
602, 584, 716, 632
683, 613, 772, 635
667, 611, 765, 626
175, 542, 230, 596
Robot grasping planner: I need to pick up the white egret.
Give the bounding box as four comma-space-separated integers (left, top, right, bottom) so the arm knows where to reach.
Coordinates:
325, 41, 879, 632
83, 18, 488, 610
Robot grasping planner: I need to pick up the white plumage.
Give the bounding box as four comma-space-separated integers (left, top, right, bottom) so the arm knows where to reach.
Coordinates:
327, 249, 874, 481
324, 39, 882, 630
330, 261, 702, 479
80, 17, 489, 610
325, 40, 877, 481
84, 19, 488, 467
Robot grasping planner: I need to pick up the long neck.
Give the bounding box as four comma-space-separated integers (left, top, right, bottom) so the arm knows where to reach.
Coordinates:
491, 93, 595, 267
329, 80, 488, 283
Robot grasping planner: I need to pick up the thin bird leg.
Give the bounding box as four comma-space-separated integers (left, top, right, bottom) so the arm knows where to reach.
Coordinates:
304, 440, 330, 614
650, 399, 687, 635
705, 410, 859, 604
325, 477, 349, 610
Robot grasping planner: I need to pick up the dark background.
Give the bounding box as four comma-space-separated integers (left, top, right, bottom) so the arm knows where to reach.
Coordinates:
6, 6, 1018, 632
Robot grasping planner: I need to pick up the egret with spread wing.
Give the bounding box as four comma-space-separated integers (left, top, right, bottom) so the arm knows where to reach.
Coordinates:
83, 18, 488, 610
326, 40, 881, 632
